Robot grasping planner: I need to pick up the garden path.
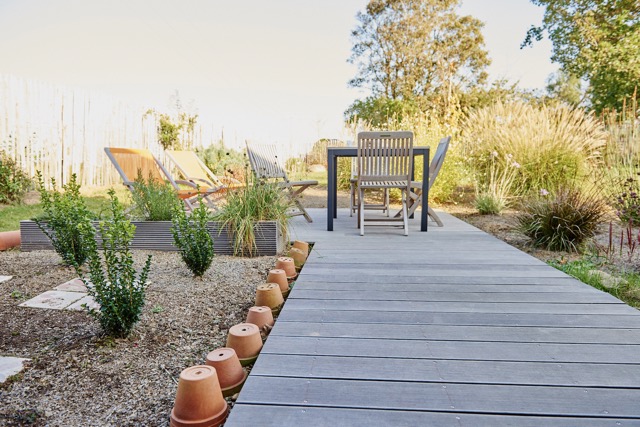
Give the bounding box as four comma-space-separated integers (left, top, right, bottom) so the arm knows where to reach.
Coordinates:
226, 208, 640, 426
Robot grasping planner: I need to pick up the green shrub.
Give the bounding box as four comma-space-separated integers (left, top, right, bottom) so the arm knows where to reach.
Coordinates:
462, 101, 607, 194
213, 180, 290, 256
35, 172, 96, 266
0, 151, 31, 204
516, 186, 608, 252
196, 142, 247, 182
611, 173, 640, 225
78, 189, 151, 338
171, 199, 214, 276
129, 171, 179, 221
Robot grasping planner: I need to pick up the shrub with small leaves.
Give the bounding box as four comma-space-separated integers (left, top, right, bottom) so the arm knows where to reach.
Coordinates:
34, 171, 96, 266
78, 189, 151, 338
517, 186, 608, 252
171, 198, 214, 276
129, 171, 179, 221
612, 174, 640, 225
0, 151, 31, 204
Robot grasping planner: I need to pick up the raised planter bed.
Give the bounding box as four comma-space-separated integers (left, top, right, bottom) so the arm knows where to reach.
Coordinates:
20, 220, 284, 256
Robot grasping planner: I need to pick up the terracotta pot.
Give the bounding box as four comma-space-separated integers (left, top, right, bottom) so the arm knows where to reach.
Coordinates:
205, 348, 247, 398
245, 305, 275, 330
266, 269, 289, 296
275, 256, 296, 279
255, 283, 284, 314
170, 365, 228, 427
226, 323, 263, 366
288, 247, 307, 268
292, 240, 309, 256
0, 230, 20, 251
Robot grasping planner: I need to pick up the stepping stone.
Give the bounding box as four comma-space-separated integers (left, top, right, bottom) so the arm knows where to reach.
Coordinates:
0, 275, 12, 283
19, 290, 85, 310
0, 356, 29, 383
66, 295, 99, 311
54, 278, 87, 292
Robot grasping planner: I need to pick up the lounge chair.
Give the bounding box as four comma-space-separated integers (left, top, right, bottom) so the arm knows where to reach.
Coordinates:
356, 131, 413, 236
104, 147, 220, 212
165, 150, 244, 192
245, 142, 318, 223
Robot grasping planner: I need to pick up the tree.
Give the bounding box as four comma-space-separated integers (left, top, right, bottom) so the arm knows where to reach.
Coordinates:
545, 70, 584, 106
523, 0, 640, 112
348, 0, 490, 114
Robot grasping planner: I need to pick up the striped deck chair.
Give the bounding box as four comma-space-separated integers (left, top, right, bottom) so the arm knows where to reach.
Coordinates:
104, 147, 220, 212
245, 142, 318, 223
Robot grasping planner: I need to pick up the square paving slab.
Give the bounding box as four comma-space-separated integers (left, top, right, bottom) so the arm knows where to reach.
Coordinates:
54, 278, 88, 292
0, 357, 30, 383
66, 295, 99, 311
19, 290, 85, 310
0, 275, 12, 283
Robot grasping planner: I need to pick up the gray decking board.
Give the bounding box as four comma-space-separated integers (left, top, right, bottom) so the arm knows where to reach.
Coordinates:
251, 354, 640, 388
226, 405, 640, 427
260, 336, 640, 364
290, 289, 618, 303
235, 377, 640, 418
277, 309, 640, 328
270, 322, 640, 344
226, 209, 640, 425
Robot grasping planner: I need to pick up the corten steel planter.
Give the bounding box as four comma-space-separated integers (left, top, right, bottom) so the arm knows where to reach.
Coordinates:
292, 240, 309, 257
170, 365, 228, 427
205, 348, 247, 398
275, 256, 297, 279
245, 306, 275, 330
0, 230, 20, 251
255, 283, 284, 314
226, 323, 263, 366
20, 220, 284, 256
266, 269, 289, 297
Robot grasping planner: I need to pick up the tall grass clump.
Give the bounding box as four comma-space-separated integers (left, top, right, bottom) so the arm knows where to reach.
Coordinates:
213, 180, 291, 256
474, 152, 522, 214
516, 185, 608, 252
462, 101, 607, 196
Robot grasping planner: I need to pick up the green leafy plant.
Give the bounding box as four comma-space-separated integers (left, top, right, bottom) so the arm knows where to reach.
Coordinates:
129, 171, 179, 221
611, 173, 640, 225
78, 189, 152, 338
213, 180, 290, 256
171, 197, 214, 276
34, 172, 96, 266
196, 141, 247, 182
517, 185, 608, 252
0, 151, 31, 204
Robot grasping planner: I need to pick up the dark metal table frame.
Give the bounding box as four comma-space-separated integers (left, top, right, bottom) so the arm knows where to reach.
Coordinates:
327, 146, 430, 232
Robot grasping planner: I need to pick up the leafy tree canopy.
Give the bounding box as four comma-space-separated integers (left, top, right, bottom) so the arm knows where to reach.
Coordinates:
523, 0, 640, 112
347, 0, 490, 115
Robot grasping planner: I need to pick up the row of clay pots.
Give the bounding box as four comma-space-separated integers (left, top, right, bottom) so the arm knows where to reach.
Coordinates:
170, 240, 312, 427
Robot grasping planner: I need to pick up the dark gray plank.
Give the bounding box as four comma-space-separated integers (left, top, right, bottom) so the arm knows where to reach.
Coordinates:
307, 252, 545, 265
262, 336, 640, 363
290, 289, 618, 303
297, 275, 585, 285
283, 298, 634, 315
301, 264, 569, 277
293, 281, 598, 293
277, 309, 640, 328
271, 322, 640, 344
235, 377, 640, 418
252, 354, 640, 387
226, 405, 640, 427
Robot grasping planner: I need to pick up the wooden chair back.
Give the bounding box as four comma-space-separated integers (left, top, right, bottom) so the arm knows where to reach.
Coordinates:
428, 136, 451, 190
357, 131, 413, 188
166, 150, 222, 187
104, 147, 171, 185
245, 142, 288, 181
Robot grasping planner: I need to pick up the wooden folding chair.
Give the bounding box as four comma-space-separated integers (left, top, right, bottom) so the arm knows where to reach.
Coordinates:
104, 147, 220, 212
357, 131, 413, 236
165, 150, 244, 192
245, 142, 318, 223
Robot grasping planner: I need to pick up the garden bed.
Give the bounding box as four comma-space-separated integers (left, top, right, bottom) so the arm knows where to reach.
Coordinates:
20, 220, 285, 256
0, 249, 275, 426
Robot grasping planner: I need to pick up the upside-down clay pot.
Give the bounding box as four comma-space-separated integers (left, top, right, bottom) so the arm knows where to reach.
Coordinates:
266, 269, 289, 297
226, 323, 263, 366
255, 283, 284, 314
288, 247, 307, 268
245, 305, 275, 330
0, 230, 20, 251
205, 348, 247, 397
292, 240, 309, 257
275, 257, 297, 279
170, 365, 228, 427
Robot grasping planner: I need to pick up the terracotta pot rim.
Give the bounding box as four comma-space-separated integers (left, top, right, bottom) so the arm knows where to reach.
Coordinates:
238, 355, 259, 366
170, 403, 228, 427
220, 370, 248, 396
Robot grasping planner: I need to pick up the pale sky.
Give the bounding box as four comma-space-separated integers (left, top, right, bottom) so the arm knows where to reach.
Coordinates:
0, 0, 556, 152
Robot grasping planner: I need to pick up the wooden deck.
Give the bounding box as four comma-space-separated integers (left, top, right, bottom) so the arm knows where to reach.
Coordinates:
226, 209, 640, 426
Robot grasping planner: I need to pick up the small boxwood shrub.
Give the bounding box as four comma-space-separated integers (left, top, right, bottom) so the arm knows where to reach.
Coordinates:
171, 198, 215, 277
